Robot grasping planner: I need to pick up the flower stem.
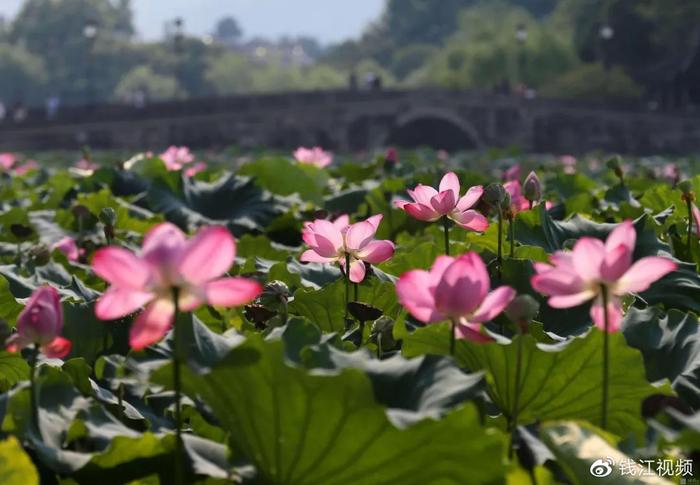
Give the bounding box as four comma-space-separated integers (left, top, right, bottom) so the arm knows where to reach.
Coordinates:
509, 330, 524, 458
508, 216, 515, 258
172, 287, 184, 485
449, 320, 456, 356
29, 344, 38, 432
687, 196, 693, 255
497, 208, 503, 280
442, 216, 450, 256
528, 200, 533, 210
354, 282, 359, 302
343, 254, 351, 326
601, 286, 610, 431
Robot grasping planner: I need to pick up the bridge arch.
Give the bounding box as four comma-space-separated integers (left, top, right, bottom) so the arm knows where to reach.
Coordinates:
382, 108, 483, 151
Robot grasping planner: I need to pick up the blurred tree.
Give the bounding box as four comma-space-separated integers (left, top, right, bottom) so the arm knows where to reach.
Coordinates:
214, 16, 242, 44
10, 0, 137, 104
557, 0, 700, 107
114, 65, 179, 102
0, 43, 46, 104
391, 44, 436, 80
541, 63, 643, 100
409, 2, 576, 90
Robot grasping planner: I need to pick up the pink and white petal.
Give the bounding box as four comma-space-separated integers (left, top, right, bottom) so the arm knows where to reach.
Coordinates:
589, 295, 623, 333
429, 256, 457, 283
409, 185, 439, 206
614, 257, 677, 294
332, 214, 350, 231
92, 247, 152, 289
129, 299, 175, 351
600, 243, 632, 282
345, 221, 377, 251
178, 288, 204, 312
205, 277, 262, 307
692, 203, 700, 237
455, 186, 484, 212
571, 237, 606, 282
394, 199, 410, 209
531, 269, 585, 296
430, 190, 456, 215
41, 337, 72, 359
178, 226, 236, 284
95, 287, 154, 320
300, 249, 338, 264
450, 210, 489, 232
404, 203, 441, 222
307, 220, 344, 255
471, 286, 517, 323
548, 290, 597, 308
348, 259, 366, 284
396, 270, 443, 323
365, 214, 383, 230
356, 240, 395, 264
605, 220, 635, 255
438, 172, 460, 201
141, 222, 187, 264
435, 254, 488, 317
455, 321, 493, 343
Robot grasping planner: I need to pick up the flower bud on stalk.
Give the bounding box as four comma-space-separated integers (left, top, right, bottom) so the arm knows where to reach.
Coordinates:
606, 156, 624, 184
522, 171, 542, 205
6, 285, 71, 358
505, 295, 540, 333
483, 183, 508, 208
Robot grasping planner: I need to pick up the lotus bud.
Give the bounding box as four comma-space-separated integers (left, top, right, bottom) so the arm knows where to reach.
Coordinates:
679, 180, 695, 202
384, 147, 398, 170
499, 190, 512, 213
523, 171, 542, 204
6, 286, 71, 358
505, 295, 540, 331
605, 156, 624, 180
99, 207, 117, 226
483, 183, 508, 207
29, 243, 51, 266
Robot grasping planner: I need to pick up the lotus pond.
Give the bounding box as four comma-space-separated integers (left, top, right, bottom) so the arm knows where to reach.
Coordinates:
0, 148, 699, 484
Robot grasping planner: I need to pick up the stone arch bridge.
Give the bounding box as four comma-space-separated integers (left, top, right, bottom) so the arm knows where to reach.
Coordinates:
0, 89, 699, 154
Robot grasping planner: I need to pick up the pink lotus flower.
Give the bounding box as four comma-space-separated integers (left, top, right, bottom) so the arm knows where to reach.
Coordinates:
385, 147, 399, 167
6, 286, 71, 358
504, 181, 530, 214
14, 160, 38, 175
560, 155, 577, 174
300, 214, 394, 283
52, 236, 80, 262
0, 153, 16, 170
293, 146, 333, 168
531, 220, 677, 332
396, 253, 516, 342
160, 146, 195, 171
75, 158, 99, 172
692, 203, 700, 238
660, 163, 680, 185
184, 161, 207, 177
394, 172, 488, 232
92, 222, 262, 350
503, 164, 521, 182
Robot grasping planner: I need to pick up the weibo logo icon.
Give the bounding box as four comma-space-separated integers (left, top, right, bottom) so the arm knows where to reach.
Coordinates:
590, 457, 615, 478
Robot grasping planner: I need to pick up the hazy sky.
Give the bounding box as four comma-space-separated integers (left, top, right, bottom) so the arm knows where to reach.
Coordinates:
0, 0, 385, 44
